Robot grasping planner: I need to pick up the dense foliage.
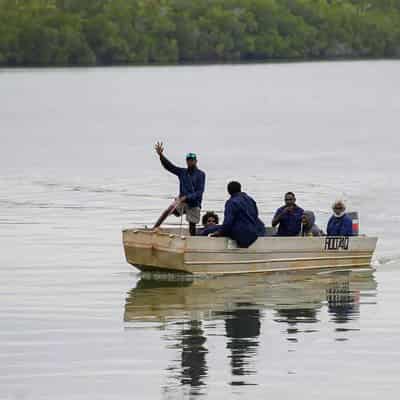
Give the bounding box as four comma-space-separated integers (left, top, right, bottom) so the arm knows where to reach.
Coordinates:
1, 0, 400, 66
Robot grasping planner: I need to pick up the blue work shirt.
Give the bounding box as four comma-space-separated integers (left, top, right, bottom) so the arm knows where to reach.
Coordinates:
220, 192, 266, 248
199, 225, 221, 236
327, 214, 353, 236
160, 155, 206, 208
274, 205, 304, 236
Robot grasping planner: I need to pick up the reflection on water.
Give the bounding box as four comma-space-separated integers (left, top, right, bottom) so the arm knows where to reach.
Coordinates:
275, 308, 319, 340
180, 320, 208, 388
225, 308, 260, 381
125, 269, 377, 391
327, 282, 359, 324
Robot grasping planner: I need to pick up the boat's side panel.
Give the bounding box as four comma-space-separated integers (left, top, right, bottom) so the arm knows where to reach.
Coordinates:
123, 229, 378, 275
182, 236, 377, 274
123, 230, 188, 273
183, 254, 374, 274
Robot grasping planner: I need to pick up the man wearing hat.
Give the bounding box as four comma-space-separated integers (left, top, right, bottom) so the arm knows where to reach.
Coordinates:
155, 141, 206, 236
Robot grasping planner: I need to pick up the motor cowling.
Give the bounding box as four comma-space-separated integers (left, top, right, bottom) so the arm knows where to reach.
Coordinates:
347, 211, 359, 236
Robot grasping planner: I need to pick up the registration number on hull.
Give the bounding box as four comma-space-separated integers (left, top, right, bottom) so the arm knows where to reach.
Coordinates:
324, 237, 350, 251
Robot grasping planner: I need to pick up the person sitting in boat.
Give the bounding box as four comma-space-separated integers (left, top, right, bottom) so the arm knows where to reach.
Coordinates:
155, 141, 206, 236
272, 192, 304, 236
327, 200, 353, 236
300, 211, 324, 237
210, 181, 266, 248
199, 211, 220, 236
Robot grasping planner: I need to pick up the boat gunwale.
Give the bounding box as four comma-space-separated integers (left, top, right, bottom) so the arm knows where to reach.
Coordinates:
124, 244, 374, 255
123, 229, 378, 241
123, 230, 378, 250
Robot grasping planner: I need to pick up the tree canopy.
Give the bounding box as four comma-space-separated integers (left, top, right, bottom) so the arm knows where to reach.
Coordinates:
0, 0, 399, 66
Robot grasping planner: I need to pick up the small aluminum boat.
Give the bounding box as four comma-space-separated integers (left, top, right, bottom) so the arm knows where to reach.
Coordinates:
122, 228, 377, 276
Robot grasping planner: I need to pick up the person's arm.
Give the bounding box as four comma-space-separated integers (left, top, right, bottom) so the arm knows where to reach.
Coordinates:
160, 154, 181, 176
326, 216, 333, 236
209, 200, 236, 237
250, 197, 259, 217
220, 200, 237, 235
250, 197, 266, 235
155, 141, 181, 176
201, 225, 220, 236
341, 217, 353, 236
312, 226, 324, 237
272, 207, 286, 227
185, 171, 206, 203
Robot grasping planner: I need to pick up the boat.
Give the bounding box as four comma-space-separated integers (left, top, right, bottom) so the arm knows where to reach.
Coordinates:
122, 227, 378, 276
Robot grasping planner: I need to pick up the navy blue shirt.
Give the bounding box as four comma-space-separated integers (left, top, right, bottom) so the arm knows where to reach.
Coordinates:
160, 155, 206, 208
199, 225, 221, 236
327, 214, 353, 236
274, 205, 304, 236
220, 192, 266, 248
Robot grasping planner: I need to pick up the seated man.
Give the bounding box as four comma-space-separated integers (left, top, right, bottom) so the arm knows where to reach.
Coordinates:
199, 211, 220, 236
272, 192, 304, 236
300, 211, 324, 236
211, 181, 266, 248
327, 200, 353, 236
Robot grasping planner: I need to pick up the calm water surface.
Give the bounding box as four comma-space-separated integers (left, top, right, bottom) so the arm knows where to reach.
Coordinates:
1, 61, 400, 399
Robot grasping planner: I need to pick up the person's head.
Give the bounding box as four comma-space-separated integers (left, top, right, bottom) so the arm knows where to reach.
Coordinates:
332, 200, 346, 217
202, 211, 219, 227
186, 153, 197, 170
284, 192, 296, 207
302, 211, 315, 228
227, 181, 242, 196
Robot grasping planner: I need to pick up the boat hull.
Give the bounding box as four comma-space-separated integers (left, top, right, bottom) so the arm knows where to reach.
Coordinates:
122, 229, 377, 275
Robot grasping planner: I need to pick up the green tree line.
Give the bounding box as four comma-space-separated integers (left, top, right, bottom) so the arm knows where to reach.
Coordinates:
0, 0, 400, 66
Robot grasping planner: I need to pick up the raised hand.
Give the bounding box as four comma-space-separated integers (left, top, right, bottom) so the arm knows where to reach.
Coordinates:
154, 141, 164, 156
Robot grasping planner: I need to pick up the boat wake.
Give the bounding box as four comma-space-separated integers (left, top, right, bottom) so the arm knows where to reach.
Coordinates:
374, 254, 400, 266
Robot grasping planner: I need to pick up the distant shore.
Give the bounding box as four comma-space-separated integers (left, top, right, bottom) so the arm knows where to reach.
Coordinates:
1, 0, 400, 67
1, 57, 399, 70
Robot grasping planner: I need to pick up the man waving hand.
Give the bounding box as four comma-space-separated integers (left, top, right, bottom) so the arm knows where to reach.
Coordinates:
155, 142, 206, 236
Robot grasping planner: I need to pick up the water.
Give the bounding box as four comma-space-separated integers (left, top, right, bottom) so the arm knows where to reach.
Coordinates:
1, 61, 400, 399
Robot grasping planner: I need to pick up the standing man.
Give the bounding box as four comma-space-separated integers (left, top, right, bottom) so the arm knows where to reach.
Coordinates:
272, 192, 304, 236
155, 141, 206, 236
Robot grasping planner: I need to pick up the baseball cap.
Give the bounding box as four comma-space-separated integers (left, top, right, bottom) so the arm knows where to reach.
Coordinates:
186, 152, 197, 160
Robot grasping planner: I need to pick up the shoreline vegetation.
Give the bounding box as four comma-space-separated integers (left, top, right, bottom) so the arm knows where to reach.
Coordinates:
1, 0, 400, 67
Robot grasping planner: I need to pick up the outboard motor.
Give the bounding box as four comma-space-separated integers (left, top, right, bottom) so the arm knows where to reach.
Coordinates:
347, 211, 359, 236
